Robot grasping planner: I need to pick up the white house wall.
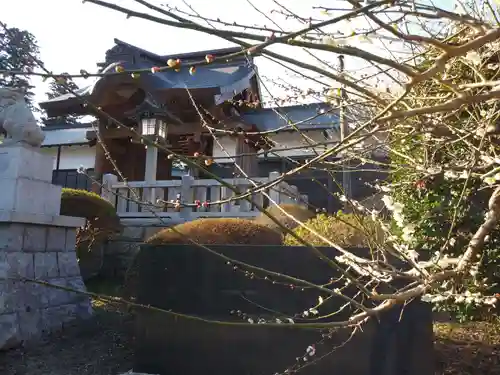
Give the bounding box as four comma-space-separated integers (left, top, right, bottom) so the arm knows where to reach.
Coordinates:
263, 131, 333, 159
212, 130, 336, 163
212, 137, 238, 163
39, 147, 60, 169
41, 145, 96, 170
40, 130, 337, 171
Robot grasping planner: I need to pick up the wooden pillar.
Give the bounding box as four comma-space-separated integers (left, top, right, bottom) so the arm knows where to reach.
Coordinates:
234, 136, 258, 177
92, 123, 115, 193
113, 138, 133, 182
156, 152, 171, 180
92, 141, 104, 193
185, 133, 206, 178
130, 142, 146, 181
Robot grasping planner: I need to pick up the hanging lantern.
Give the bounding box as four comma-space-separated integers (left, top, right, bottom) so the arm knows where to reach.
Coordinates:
139, 117, 168, 140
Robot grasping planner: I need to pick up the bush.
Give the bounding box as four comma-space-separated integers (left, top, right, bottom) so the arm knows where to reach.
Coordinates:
146, 218, 283, 245
61, 188, 121, 280
284, 212, 384, 247
123, 218, 283, 301
61, 188, 119, 227
388, 36, 500, 321
389, 163, 500, 321
254, 203, 316, 234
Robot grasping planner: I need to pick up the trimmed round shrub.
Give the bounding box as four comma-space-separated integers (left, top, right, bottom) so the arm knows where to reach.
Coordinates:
146, 218, 283, 245
254, 203, 316, 234
61, 188, 121, 280
61, 188, 120, 229
123, 218, 282, 301
284, 212, 384, 247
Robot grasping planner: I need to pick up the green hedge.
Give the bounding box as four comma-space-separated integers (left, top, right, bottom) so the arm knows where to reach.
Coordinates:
61, 188, 117, 218
61, 188, 120, 231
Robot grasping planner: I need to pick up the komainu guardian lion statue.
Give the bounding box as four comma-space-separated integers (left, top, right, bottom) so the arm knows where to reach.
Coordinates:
0, 87, 45, 147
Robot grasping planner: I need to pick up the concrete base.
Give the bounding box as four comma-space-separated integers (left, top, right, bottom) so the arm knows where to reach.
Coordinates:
0, 145, 61, 216
0, 144, 92, 351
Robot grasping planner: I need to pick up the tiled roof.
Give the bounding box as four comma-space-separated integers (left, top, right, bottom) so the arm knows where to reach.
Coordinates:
240, 103, 339, 132
39, 40, 255, 108
109, 39, 244, 63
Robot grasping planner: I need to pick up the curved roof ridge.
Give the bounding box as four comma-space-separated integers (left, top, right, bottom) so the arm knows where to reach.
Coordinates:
111, 38, 164, 60
112, 38, 247, 61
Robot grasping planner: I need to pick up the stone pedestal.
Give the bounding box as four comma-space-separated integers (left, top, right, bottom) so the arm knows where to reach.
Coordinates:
0, 145, 91, 350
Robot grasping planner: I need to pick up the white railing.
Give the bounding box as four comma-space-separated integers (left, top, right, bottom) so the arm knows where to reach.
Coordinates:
101, 172, 308, 222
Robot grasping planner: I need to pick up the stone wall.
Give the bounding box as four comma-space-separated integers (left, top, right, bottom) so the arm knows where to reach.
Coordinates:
0, 221, 92, 350
0, 143, 91, 351
102, 226, 164, 278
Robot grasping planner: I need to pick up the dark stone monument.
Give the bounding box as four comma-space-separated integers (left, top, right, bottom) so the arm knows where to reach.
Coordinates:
134, 245, 434, 375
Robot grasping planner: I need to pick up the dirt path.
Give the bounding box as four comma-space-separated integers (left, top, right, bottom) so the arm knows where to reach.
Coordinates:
0, 302, 134, 375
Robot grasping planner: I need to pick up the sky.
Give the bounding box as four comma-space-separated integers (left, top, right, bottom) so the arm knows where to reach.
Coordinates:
2, 0, 457, 110
2, 0, 323, 106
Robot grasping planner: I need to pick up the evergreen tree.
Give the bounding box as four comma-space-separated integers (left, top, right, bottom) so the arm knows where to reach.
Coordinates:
45, 73, 80, 124
0, 24, 40, 110
46, 73, 79, 99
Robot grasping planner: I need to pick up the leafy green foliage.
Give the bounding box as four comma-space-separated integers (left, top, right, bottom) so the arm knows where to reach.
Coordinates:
389, 41, 500, 320
254, 203, 316, 234
0, 25, 40, 110
284, 212, 384, 247
390, 155, 500, 321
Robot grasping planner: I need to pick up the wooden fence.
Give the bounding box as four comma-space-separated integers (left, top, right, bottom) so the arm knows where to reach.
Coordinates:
101, 172, 308, 221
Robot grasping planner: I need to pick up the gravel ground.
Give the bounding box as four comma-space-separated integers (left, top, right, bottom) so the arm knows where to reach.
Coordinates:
1, 297, 499, 375
0, 301, 134, 375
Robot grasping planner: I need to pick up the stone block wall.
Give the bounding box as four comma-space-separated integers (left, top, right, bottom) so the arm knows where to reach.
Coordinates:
0, 222, 92, 350
102, 226, 163, 278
